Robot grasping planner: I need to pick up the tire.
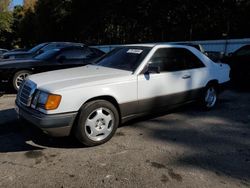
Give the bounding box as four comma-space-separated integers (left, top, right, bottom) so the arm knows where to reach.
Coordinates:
75, 100, 119, 146
12, 70, 32, 91
201, 84, 218, 110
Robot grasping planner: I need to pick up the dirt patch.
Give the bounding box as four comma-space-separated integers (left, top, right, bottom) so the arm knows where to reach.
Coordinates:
168, 169, 183, 182
25, 150, 44, 158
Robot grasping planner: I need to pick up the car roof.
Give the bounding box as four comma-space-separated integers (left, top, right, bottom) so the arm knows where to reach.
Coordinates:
234, 44, 250, 51
122, 44, 156, 47
171, 42, 198, 45
56, 45, 86, 51
45, 42, 85, 47
117, 43, 200, 49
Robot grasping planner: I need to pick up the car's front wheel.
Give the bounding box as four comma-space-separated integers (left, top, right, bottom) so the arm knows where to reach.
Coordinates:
13, 70, 32, 91
75, 100, 119, 146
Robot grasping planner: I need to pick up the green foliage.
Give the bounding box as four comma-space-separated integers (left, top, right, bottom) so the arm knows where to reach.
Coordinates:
0, 0, 11, 12
0, 12, 13, 48
0, 12, 12, 32
0, 0, 12, 48
0, 0, 12, 33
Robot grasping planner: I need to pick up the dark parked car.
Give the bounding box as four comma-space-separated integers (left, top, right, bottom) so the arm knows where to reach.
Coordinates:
205, 51, 225, 63
171, 42, 206, 53
0, 46, 105, 91
9, 48, 28, 52
221, 45, 250, 84
2, 43, 48, 59
0, 48, 8, 58
2, 42, 84, 60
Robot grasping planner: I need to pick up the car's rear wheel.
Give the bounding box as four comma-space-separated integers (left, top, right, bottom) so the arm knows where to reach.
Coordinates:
13, 70, 31, 91
202, 84, 218, 110
75, 100, 119, 146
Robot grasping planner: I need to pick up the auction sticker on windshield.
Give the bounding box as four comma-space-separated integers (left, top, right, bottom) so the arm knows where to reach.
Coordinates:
127, 49, 143, 54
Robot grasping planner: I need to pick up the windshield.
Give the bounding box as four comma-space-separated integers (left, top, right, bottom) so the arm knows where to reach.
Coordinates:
28, 43, 47, 53
96, 47, 151, 71
34, 49, 59, 60
40, 43, 67, 52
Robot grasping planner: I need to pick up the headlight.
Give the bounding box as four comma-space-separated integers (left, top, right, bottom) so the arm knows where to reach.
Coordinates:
38, 91, 49, 105
31, 90, 61, 110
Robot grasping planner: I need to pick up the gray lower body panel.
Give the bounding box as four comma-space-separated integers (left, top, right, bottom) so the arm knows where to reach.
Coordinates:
17, 103, 77, 137
120, 87, 204, 122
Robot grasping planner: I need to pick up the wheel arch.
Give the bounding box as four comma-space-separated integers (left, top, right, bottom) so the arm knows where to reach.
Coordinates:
206, 79, 219, 88
12, 68, 33, 78
70, 95, 121, 136
83, 95, 121, 118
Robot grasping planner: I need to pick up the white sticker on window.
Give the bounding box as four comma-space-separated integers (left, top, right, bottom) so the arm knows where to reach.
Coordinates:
127, 49, 143, 54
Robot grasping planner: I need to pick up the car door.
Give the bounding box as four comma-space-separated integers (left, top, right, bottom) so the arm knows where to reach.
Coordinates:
180, 48, 208, 100
31, 49, 67, 73
137, 47, 195, 113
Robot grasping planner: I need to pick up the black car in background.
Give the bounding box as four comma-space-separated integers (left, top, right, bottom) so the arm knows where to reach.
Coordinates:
9, 48, 28, 52
205, 51, 225, 63
222, 45, 250, 84
2, 43, 48, 59
2, 42, 85, 60
0, 48, 8, 58
0, 46, 105, 91
171, 42, 206, 53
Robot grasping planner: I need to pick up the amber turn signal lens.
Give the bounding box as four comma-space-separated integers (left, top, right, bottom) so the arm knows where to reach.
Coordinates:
44, 94, 62, 110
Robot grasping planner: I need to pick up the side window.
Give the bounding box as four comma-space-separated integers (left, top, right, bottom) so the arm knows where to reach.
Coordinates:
149, 48, 186, 72
42, 44, 61, 52
58, 49, 85, 60
149, 48, 205, 72
182, 49, 205, 69
82, 48, 96, 58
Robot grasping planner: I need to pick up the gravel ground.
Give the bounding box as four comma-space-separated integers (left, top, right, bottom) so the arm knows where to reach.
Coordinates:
0, 90, 250, 188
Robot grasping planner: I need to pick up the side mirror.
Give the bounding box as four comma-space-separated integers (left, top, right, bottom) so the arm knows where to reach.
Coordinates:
144, 64, 161, 74
57, 55, 66, 63
146, 63, 160, 74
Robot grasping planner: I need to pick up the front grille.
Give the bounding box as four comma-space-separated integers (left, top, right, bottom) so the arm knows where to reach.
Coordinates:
17, 80, 37, 107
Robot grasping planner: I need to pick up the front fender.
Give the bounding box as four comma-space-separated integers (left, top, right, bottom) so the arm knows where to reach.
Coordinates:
42, 79, 138, 115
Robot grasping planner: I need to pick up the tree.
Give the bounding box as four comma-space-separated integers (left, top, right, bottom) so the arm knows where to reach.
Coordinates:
2, 0, 250, 48
0, 0, 12, 48
23, 0, 37, 11
10, 5, 25, 47
0, 0, 11, 12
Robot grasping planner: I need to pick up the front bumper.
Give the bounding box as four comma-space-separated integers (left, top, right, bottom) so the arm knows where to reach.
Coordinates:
16, 103, 77, 137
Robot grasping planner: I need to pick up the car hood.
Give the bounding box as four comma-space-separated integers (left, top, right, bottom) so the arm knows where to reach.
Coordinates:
29, 65, 133, 92
3, 51, 30, 56
0, 59, 38, 67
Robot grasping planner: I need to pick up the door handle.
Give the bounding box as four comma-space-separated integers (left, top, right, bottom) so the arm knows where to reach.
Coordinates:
182, 75, 191, 79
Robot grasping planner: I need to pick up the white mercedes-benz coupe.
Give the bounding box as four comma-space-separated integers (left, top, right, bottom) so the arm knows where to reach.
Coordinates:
16, 44, 230, 146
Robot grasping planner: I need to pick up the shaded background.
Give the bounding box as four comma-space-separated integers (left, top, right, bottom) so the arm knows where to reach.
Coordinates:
1, 0, 250, 49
